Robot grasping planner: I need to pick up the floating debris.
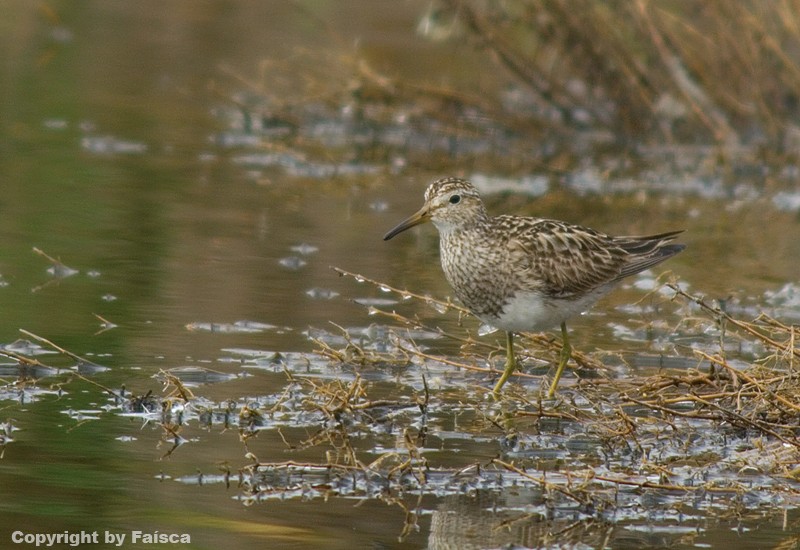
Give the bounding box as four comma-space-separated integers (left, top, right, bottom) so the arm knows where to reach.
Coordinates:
765, 282, 800, 309
220, 348, 283, 359
213, 132, 263, 148
0, 362, 62, 379
305, 287, 339, 300
93, 313, 118, 335
289, 243, 319, 255
33, 247, 79, 281
278, 256, 307, 270
159, 367, 240, 386
46, 264, 79, 278
81, 135, 147, 155
185, 320, 277, 333
2, 339, 58, 356
0, 385, 63, 404
61, 408, 103, 422
353, 297, 398, 307
369, 200, 389, 212
42, 118, 68, 130
764, 282, 800, 321
772, 190, 800, 212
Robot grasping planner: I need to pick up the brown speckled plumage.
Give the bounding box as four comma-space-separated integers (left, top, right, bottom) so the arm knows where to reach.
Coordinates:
384, 177, 685, 395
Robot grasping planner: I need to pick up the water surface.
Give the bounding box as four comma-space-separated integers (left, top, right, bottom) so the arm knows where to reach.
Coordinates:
1, 2, 799, 549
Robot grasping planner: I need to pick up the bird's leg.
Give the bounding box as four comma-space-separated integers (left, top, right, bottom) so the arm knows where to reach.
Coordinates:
547, 322, 571, 397
492, 331, 517, 395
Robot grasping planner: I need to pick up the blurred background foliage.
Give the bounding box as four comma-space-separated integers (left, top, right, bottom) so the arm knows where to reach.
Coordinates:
431, 0, 800, 148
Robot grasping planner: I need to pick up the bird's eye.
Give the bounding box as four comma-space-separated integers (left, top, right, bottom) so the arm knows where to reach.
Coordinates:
449, 194, 461, 204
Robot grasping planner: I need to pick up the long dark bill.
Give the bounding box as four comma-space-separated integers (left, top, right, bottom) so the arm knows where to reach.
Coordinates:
383, 206, 430, 241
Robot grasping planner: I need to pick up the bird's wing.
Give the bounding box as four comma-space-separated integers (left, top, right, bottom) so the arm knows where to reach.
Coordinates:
501, 217, 628, 297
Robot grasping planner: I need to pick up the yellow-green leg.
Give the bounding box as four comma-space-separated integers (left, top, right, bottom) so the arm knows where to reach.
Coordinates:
547, 322, 571, 397
492, 331, 517, 395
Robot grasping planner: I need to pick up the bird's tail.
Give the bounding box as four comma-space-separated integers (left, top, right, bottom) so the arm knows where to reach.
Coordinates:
616, 230, 685, 279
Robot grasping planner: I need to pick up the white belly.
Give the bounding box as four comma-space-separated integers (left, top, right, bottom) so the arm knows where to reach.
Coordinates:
488, 287, 611, 332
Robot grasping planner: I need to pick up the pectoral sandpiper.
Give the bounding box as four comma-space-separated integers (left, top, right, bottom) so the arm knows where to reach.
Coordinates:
384, 177, 685, 396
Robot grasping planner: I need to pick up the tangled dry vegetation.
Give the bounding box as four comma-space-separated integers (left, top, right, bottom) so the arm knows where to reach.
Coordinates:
310, 268, 800, 461
229, 269, 800, 540
2, 267, 799, 542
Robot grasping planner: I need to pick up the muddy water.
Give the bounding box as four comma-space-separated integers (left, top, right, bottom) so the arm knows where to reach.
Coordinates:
1, 2, 799, 549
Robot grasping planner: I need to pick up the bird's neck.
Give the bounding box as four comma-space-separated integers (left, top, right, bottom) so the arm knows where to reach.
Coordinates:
433, 213, 490, 239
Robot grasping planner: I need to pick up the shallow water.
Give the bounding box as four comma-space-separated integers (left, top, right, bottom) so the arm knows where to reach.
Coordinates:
1, 2, 799, 549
